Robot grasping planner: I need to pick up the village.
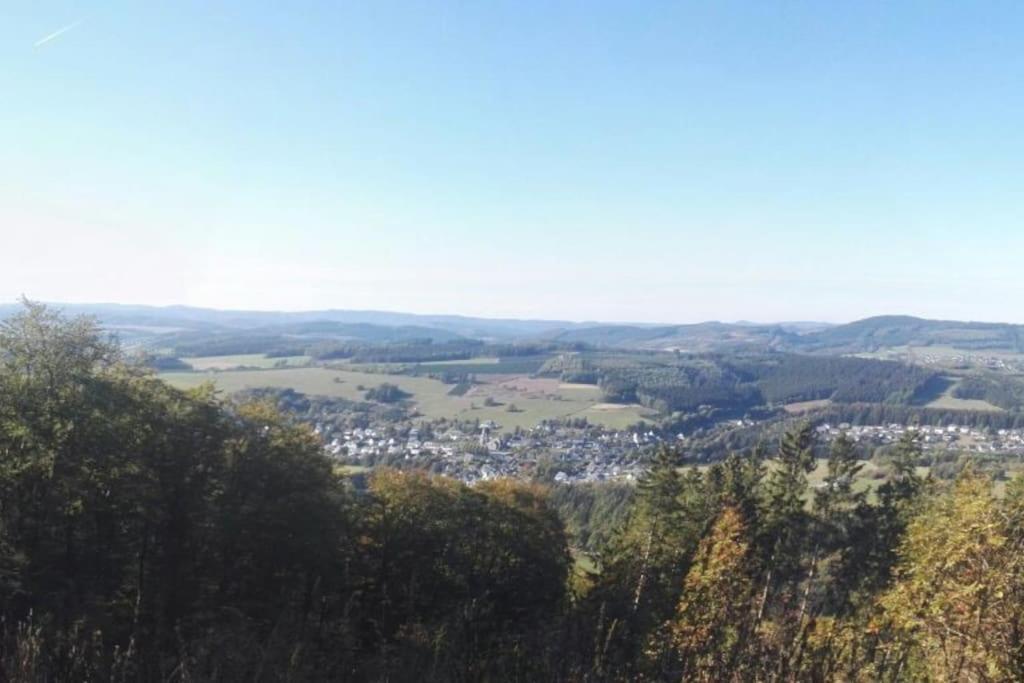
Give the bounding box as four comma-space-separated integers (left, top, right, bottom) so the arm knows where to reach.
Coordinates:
321, 408, 1024, 484
815, 421, 1024, 455
322, 419, 665, 483
901, 350, 1024, 373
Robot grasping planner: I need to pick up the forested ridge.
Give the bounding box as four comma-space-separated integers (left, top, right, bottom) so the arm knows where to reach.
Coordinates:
3, 304, 1024, 681
540, 351, 937, 413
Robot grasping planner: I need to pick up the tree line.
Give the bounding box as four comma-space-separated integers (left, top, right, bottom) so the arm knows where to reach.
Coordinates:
954, 375, 1024, 412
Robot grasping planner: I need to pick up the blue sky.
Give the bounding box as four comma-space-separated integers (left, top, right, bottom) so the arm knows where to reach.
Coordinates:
3, 2, 1024, 323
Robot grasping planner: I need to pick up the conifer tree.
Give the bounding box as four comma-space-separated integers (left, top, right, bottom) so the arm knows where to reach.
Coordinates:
812, 434, 869, 616
868, 428, 926, 591
759, 423, 816, 579
755, 423, 816, 677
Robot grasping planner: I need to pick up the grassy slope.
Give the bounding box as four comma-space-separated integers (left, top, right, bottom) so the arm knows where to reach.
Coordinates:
160, 367, 654, 430
925, 377, 1004, 412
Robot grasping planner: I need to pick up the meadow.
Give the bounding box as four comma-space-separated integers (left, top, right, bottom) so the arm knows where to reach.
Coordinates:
160, 365, 655, 430
924, 376, 1004, 412
409, 355, 552, 375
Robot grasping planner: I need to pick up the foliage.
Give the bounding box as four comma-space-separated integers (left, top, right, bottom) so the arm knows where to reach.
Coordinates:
547, 482, 635, 552
364, 382, 411, 403
0, 303, 571, 681
671, 506, 755, 681
873, 472, 1024, 680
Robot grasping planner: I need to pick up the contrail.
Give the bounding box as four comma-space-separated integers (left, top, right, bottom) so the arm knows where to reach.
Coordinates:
34, 20, 81, 48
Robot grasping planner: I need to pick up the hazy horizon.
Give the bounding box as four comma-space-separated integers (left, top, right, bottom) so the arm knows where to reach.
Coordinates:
7, 298, 1024, 329
5, 3, 1024, 322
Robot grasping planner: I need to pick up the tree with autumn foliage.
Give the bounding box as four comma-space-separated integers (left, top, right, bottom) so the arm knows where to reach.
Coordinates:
671, 505, 755, 681
870, 470, 1024, 681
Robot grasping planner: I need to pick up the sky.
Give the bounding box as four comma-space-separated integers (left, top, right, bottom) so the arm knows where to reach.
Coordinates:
2, 2, 1024, 324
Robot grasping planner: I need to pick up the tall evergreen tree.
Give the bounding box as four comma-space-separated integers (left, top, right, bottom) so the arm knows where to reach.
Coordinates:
812, 434, 869, 616
760, 423, 816, 575
755, 423, 817, 678
868, 428, 926, 592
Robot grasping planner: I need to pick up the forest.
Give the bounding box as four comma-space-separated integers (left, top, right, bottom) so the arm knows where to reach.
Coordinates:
954, 375, 1024, 412
2, 304, 1024, 681
540, 351, 939, 414
162, 332, 585, 367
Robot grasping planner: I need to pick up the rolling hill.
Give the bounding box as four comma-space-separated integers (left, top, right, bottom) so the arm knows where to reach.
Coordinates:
798, 315, 1024, 353
4, 303, 1023, 356
547, 316, 1024, 354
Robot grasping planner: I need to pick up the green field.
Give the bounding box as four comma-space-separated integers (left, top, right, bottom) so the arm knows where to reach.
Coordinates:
184, 354, 311, 371
784, 399, 833, 414
925, 377, 1003, 412
160, 367, 655, 430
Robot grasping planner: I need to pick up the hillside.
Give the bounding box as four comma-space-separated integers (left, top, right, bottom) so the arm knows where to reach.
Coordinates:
799, 315, 1024, 352
545, 322, 802, 350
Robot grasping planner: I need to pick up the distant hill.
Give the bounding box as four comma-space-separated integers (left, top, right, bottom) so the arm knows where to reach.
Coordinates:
800, 316, 1024, 353
3, 303, 1022, 355
548, 316, 1024, 354
545, 322, 802, 351
0, 303, 590, 344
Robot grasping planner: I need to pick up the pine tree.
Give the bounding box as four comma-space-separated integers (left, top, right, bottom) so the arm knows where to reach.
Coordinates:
710, 448, 766, 525
588, 446, 714, 677
814, 434, 864, 523
884, 429, 924, 503
755, 423, 817, 678
628, 446, 692, 623
868, 428, 926, 591
760, 423, 816, 575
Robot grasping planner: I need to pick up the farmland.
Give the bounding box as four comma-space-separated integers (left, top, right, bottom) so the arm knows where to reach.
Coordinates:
783, 399, 834, 414
159, 366, 655, 430
407, 355, 552, 375
161, 344, 1024, 436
